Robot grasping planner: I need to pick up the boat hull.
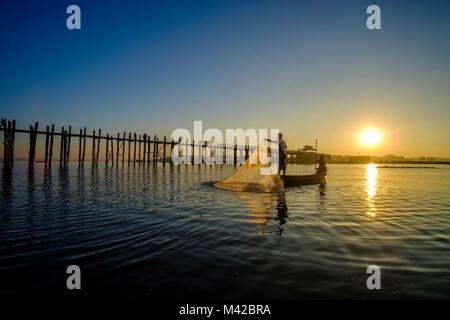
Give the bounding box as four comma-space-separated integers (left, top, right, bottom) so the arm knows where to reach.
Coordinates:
281, 173, 327, 187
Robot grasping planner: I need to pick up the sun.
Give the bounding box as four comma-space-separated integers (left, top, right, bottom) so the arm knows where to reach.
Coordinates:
360, 129, 381, 147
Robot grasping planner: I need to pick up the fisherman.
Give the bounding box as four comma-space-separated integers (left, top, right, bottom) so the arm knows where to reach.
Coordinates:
267, 133, 287, 176
317, 154, 327, 174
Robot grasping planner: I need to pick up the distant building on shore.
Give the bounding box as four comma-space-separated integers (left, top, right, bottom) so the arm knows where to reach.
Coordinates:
286, 146, 332, 164
286, 146, 372, 164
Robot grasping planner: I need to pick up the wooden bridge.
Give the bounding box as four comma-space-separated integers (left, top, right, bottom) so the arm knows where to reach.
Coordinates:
1, 118, 250, 170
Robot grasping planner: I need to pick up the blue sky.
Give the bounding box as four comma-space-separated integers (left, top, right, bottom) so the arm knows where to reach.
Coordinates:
1, 0, 449, 157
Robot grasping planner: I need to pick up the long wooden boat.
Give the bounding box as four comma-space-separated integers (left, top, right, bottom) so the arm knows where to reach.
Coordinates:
281, 172, 327, 187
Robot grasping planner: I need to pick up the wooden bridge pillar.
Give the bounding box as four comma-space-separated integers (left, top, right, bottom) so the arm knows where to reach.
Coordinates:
116, 133, 120, 166
91, 130, 96, 166
44, 126, 49, 167
60, 127, 65, 167
48, 124, 55, 168
133, 133, 137, 166
122, 132, 126, 166
110, 135, 114, 166
105, 134, 109, 166
163, 136, 167, 166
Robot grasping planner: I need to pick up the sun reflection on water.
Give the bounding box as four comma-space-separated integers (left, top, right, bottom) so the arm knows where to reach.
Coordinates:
365, 164, 377, 217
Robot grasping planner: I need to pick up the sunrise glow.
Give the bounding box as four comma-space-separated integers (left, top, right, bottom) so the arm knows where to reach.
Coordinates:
360, 129, 381, 147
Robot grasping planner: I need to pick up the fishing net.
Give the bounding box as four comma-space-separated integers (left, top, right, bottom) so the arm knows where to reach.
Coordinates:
214, 140, 284, 193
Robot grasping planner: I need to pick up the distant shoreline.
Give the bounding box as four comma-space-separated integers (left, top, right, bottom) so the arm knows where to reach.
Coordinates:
327, 161, 450, 165
2, 159, 450, 166
287, 160, 450, 165
377, 165, 438, 169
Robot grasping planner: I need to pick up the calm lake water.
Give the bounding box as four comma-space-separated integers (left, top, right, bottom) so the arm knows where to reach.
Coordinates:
1, 163, 449, 299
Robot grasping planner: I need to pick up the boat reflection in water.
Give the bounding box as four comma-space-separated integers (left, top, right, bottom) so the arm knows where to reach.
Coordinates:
236, 191, 288, 236
365, 164, 378, 217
